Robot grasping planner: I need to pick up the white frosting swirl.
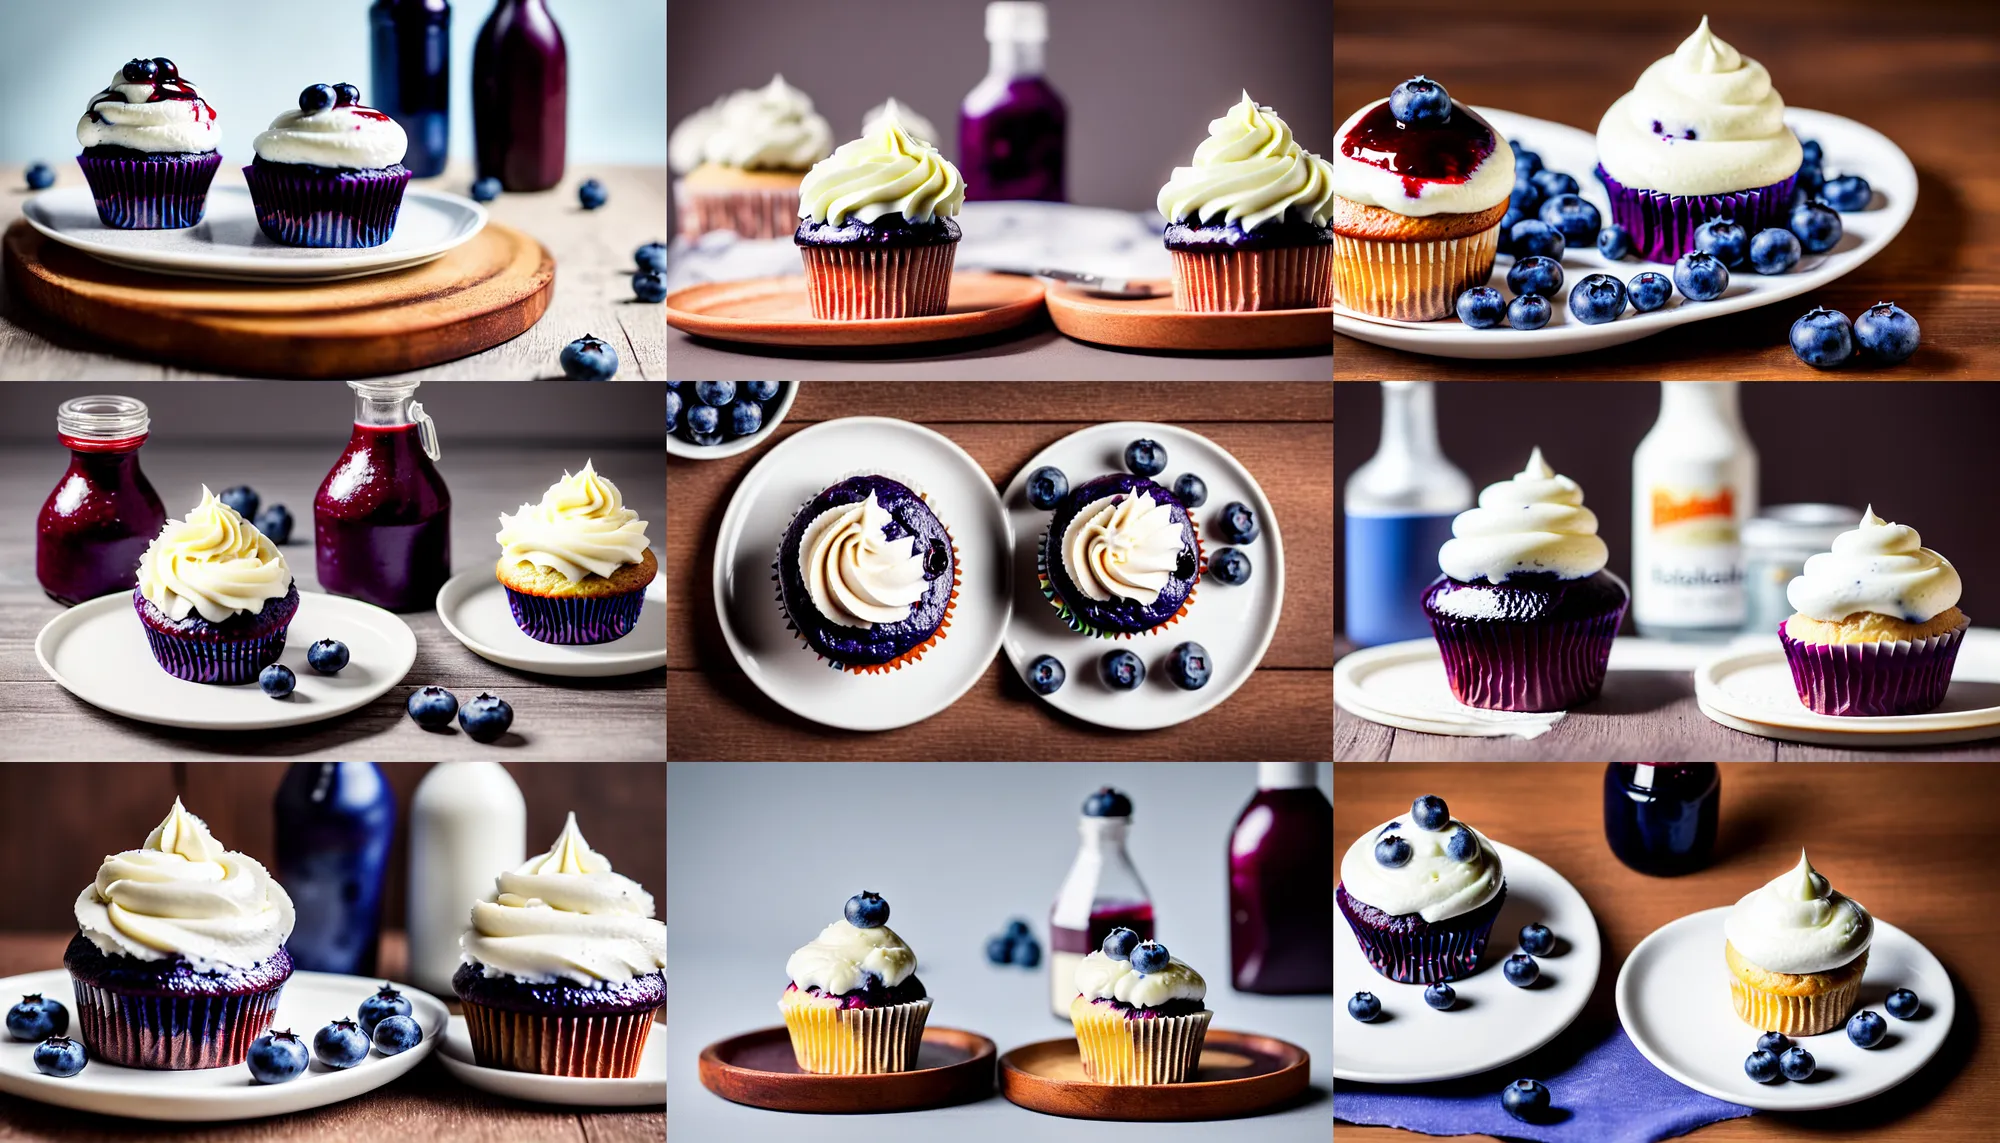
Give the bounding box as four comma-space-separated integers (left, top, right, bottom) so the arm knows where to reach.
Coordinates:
1786, 507, 1962, 624
1724, 850, 1872, 975
786, 918, 917, 993
1595, 16, 1802, 196
137, 486, 292, 624
1074, 949, 1207, 1008
796, 491, 927, 629
798, 108, 965, 225
254, 103, 408, 170
863, 99, 939, 146
1339, 809, 1502, 923
74, 798, 295, 970
496, 461, 653, 583
1159, 92, 1336, 230
669, 75, 833, 174
1437, 448, 1610, 584
1060, 488, 1183, 606
1333, 97, 1514, 218
76, 73, 220, 154
461, 814, 666, 987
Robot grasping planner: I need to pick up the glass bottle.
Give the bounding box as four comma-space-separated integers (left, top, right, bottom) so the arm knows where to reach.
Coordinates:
1049, 786, 1153, 1019
37, 395, 168, 606
371, 0, 452, 178
1631, 382, 1759, 641
959, 1, 1067, 201
1344, 381, 1472, 645
472, 0, 567, 191
274, 763, 396, 976
313, 381, 452, 612
408, 760, 526, 997
1230, 763, 1332, 994
1604, 763, 1721, 876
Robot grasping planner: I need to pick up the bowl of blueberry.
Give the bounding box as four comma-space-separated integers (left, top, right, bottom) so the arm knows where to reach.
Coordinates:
667, 381, 795, 460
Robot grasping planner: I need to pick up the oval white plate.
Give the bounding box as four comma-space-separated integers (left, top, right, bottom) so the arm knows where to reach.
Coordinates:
1000, 423, 1283, 730
1619, 908, 1953, 1111
437, 1014, 664, 1106
1335, 840, 1601, 1083
435, 570, 665, 678
22, 185, 486, 283
1333, 107, 1916, 359
667, 382, 797, 460
710, 416, 1011, 732
35, 590, 417, 730
0, 969, 446, 1122
1694, 630, 2000, 747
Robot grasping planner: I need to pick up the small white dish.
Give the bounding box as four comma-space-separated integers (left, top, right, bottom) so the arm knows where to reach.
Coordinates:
435, 570, 665, 677
0, 969, 446, 1122
22, 185, 486, 283
1000, 422, 1283, 730
1335, 840, 1601, 1083
35, 590, 416, 730
1619, 908, 1953, 1111
437, 1014, 664, 1106
667, 382, 797, 460
710, 416, 1011, 732
1695, 630, 2000, 747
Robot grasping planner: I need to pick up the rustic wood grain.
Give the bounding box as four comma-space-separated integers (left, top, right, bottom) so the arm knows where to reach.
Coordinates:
1000, 1032, 1311, 1120
1334, 762, 2000, 1140
698, 1026, 995, 1114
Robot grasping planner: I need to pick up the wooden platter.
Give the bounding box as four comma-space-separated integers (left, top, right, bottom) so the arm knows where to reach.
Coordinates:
664, 272, 1044, 347
3, 218, 554, 378
1043, 282, 1332, 352
998, 1030, 1310, 1121
697, 1025, 996, 1113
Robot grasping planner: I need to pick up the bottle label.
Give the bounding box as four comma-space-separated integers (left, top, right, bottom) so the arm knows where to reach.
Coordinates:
1636, 485, 1745, 626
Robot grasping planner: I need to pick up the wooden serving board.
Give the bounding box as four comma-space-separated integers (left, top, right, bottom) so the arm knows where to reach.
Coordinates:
1044, 282, 1333, 352
665, 272, 1045, 348
998, 1030, 1311, 1121
698, 1025, 996, 1113
3, 219, 554, 379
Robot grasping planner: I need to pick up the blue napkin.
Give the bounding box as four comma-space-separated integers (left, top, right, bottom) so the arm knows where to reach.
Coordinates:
1335, 1026, 1752, 1143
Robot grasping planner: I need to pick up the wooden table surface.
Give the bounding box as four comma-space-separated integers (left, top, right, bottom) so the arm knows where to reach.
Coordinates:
1334, 762, 2000, 1141
0, 162, 665, 381
667, 382, 1334, 760
1332, 0, 2000, 378
0, 931, 662, 1140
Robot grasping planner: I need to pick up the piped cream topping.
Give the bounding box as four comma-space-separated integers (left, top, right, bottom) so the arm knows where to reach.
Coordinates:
136, 486, 292, 623
1059, 489, 1183, 605
1074, 949, 1206, 1008
1723, 850, 1872, 975
1786, 507, 1962, 624
796, 490, 927, 629
496, 461, 652, 583
1437, 448, 1609, 584
461, 813, 666, 987
786, 918, 917, 994
798, 107, 964, 226
1159, 92, 1335, 230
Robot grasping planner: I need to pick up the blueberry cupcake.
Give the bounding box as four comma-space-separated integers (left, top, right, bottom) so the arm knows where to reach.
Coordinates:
1039, 474, 1201, 639
1724, 851, 1871, 1036
65, 799, 295, 1069
134, 486, 298, 685
495, 461, 658, 645
780, 892, 931, 1075
75, 58, 222, 229
242, 83, 411, 248
1779, 507, 1967, 716
1336, 794, 1505, 984
455, 814, 667, 1078
775, 474, 958, 672
1070, 931, 1211, 1086
670, 75, 833, 240
1159, 92, 1334, 312
794, 106, 965, 320
1421, 448, 1628, 712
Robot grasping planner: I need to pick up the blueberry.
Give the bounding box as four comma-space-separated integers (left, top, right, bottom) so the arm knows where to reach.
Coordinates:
578, 178, 609, 210
25, 163, 53, 191
259, 663, 296, 698
33, 1036, 85, 1078
1745, 1048, 1781, 1084
1693, 217, 1749, 268
633, 271, 667, 303
1507, 293, 1552, 330
1512, 145, 1543, 176
1210, 547, 1252, 585
1530, 169, 1578, 199
1628, 271, 1673, 312
1456, 286, 1506, 329
300, 84, 335, 114
247, 1028, 310, 1084
1495, 205, 1530, 256
1349, 992, 1382, 1022
1799, 139, 1823, 166
686, 403, 720, 436
1026, 465, 1069, 510
1374, 834, 1412, 868
986, 935, 1015, 964
1082, 787, 1132, 816
1790, 306, 1854, 368
372, 1014, 422, 1056
1411, 794, 1449, 831
1005, 919, 1031, 938
844, 890, 890, 928
1508, 178, 1543, 215
1100, 649, 1145, 690
1508, 219, 1565, 261
357, 983, 414, 1037
471, 177, 502, 203
123, 58, 160, 83
1520, 923, 1554, 956
1503, 953, 1540, 987
1537, 193, 1600, 247
1887, 988, 1920, 1020
1124, 438, 1166, 476
406, 686, 458, 727
1129, 940, 1171, 974
1789, 200, 1842, 253
458, 693, 514, 742
695, 381, 736, 406
1569, 273, 1627, 324
1172, 473, 1208, 507
1445, 825, 1477, 861
1218, 501, 1259, 544
1388, 75, 1452, 127
1506, 254, 1563, 298
560, 335, 619, 380
1822, 175, 1870, 211
1424, 982, 1456, 1011
744, 380, 781, 401
1501, 1078, 1549, 1121
1756, 1031, 1793, 1055
152, 58, 179, 81
1166, 641, 1211, 690
1010, 935, 1041, 967
1672, 250, 1729, 302
219, 485, 260, 519
1748, 228, 1801, 275
1853, 301, 1919, 365
313, 1017, 369, 1070
1102, 927, 1141, 959
333, 83, 362, 108
665, 389, 682, 433
1778, 1046, 1815, 1082
636, 242, 669, 273
1597, 224, 1634, 260
1847, 1010, 1886, 1048
728, 399, 764, 437
253, 505, 293, 544
307, 639, 349, 675
1795, 160, 1825, 196
6, 995, 66, 1042
1026, 654, 1065, 695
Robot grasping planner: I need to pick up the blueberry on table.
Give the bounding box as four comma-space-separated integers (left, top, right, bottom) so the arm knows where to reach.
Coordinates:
1166, 641, 1211, 690
1388, 75, 1452, 127
1100, 649, 1144, 690
1026, 465, 1069, 510
985, 935, 1015, 965
471, 177, 502, 203
1789, 200, 1842, 253
1373, 834, 1412, 868
1210, 547, 1251, 585
313, 1018, 369, 1070
307, 638, 349, 675
459, 693, 514, 742
578, 178, 609, 209
357, 984, 414, 1037
1011, 936, 1041, 967
371, 1014, 422, 1056
25, 163, 53, 191
1887, 988, 1920, 1020
1506, 254, 1563, 299
219, 485, 260, 519
1172, 473, 1208, 508
1456, 286, 1506, 329
1519, 923, 1554, 957
247, 1029, 310, 1084
1597, 224, 1634, 261
1348, 992, 1382, 1023
1445, 825, 1477, 861
1500, 1078, 1549, 1121
1026, 654, 1065, 695
1748, 228, 1801, 275
686, 403, 720, 437
1744, 1048, 1781, 1084
1503, 953, 1540, 987
636, 242, 669, 273
1672, 251, 1729, 302
666, 389, 682, 433
1101, 927, 1141, 960
1411, 794, 1449, 830
1790, 307, 1854, 369
253, 505, 293, 545
633, 271, 666, 304
1847, 1010, 1886, 1048
1218, 501, 1259, 544
728, 399, 764, 438
845, 891, 890, 929
1124, 439, 1166, 477
1423, 982, 1456, 1011
33, 1036, 85, 1078
1778, 1046, 1815, 1082
1628, 271, 1673, 313
1822, 175, 1871, 212
1854, 301, 1919, 365
1694, 217, 1749, 268
259, 663, 296, 698
1129, 941, 1170, 974
1006, 919, 1031, 938
1082, 787, 1132, 817
6, 995, 66, 1042
1508, 219, 1564, 262
745, 380, 782, 401
299, 84, 335, 114
1755, 1031, 1792, 1055
560, 335, 619, 380
333, 83, 361, 108
406, 686, 458, 727
1569, 273, 1628, 325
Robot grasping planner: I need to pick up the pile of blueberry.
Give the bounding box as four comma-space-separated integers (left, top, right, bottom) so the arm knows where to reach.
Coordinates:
984, 919, 1042, 967
220, 484, 294, 547
1743, 987, 1916, 1085
248, 983, 424, 1084
668, 381, 785, 446
8, 993, 85, 1078
406, 685, 515, 742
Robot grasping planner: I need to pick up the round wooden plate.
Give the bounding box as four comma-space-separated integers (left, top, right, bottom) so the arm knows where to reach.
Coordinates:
3, 218, 553, 378
1043, 282, 1332, 352
999, 1030, 1310, 1121
698, 1025, 996, 1113
664, 272, 1044, 347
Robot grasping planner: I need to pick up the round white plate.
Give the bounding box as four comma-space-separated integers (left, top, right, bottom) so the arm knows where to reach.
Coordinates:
435, 570, 665, 678
1695, 630, 2000, 747
22, 185, 486, 283
1619, 908, 1953, 1111
667, 382, 797, 460
1333, 107, 1916, 359
35, 590, 417, 730
0, 969, 446, 1122
1335, 840, 1601, 1083
710, 416, 1011, 731
1000, 423, 1283, 730
436, 1014, 664, 1106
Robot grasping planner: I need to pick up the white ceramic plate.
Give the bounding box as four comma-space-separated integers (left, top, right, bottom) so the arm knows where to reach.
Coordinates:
1694, 630, 2000, 747
1000, 423, 1283, 730
667, 383, 797, 460
0, 969, 446, 1122
435, 570, 665, 678
1333, 107, 1916, 359
710, 416, 1011, 731
1619, 908, 1953, 1111
436, 1014, 664, 1106
35, 590, 417, 730
22, 185, 486, 283
1335, 840, 1601, 1083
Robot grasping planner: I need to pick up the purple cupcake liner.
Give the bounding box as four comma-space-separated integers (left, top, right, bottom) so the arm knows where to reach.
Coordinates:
1595, 164, 1798, 263
241, 161, 411, 248
75, 151, 222, 230
70, 977, 284, 1070
1779, 617, 1968, 716
504, 585, 648, 645
1429, 605, 1626, 713
134, 585, 298, 685
1337, 881, 1507, 984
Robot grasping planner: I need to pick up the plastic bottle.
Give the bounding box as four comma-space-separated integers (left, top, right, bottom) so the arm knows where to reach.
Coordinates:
959, 1, 1066, 201
1229, 763, 1332, 994
1344, 382, 1472, 645
1631, 383, 1758, 641
407, 760, 526, 997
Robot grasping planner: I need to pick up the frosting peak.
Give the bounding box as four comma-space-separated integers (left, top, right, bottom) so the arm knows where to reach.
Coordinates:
798, 111, 964, 225
496, 461, 652, 583
1436, 448, 1609, 584
1074, 949, 1206, 1008
1339, 808, 1502, 923
796, 490, 927, 628
1676, 15, 1742, 73
461, 814, 665, 987
1785, 507, 1962, 624
1159, 93, 1335, 230
1723, 850, 1872, 974
787, 918, 918, 994
137, 486, 293, 624
1060, 488, 1183, 605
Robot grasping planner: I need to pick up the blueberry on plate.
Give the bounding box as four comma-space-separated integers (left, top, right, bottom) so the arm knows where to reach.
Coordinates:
1748, 227, 1801, 275
1411, 795, 1449, 830
1507, 293, 1552, 331
728, 399, 764, 437
1795, 160, 1824, 196
1165, 641, 1211, 690
253, 505, 293, 545
986, 935, 1015, 964
1853, 301, 1919, 365
358, 984, 414, 1037
1672, 251, 1729, 302
33, 1036, 85, 1078
1445, 825, 1477, 861
1537, 192, 1600, 247
1456, 286, 1506, 329
635, 242, 669, 273
406, 685, 458, 727
1822, 175, 1871, 212
1172, 473, 1208, 507
686, 403, 720, 437
1628, 271, 1673, 312
1789, 200, 1842, 253
25, 163, 54, 191
578, 178, 608, 210
471, 177, 502, 203
1388, 75, 1452, 127
1026, 654, 1065, 695
560, 335, 619, 380
1530, 168, 1578, 200
1500, 1078, 1549, 1121
1083, 787, 1132, 817
633, 271, 667, 303
1694, 217, 1749, 268
313, 1017, 369, 1070
1129, 940, 1171, 974
1100, 649, 1145, 690
1800, 139, 1823, 166
219, 485, 260, 519
1508, 178, 1542, 215
305, 638, 348, 675
1887, 988, 1920, 1020
1847, 1010, 1886, 1048
6, 995, 66, 1042
1503, 953, 1540, 987
1423, 982, 1456, 1011
1778, 1046, 1815, 1082
1569, 273, 1627, 325
247, 1029, 310, 1084
1026, 465, 1069, 510
1597, 224, 1634, 260
1506, 254, 1563, 298
1373, 834, 1412, 868
1512, 145, 1542, 176
1348, 992, 1382, 1022
1790, 306, 1854, 369
1218, 501, 1259, 544
1744, 1048, 1781, 1084
745, 380, 781, 401
1495, 205, 1529, 256
1756, 1031, 1793, 1055
259, 663, 296, 698
458, 693, 514, 742
1520, 923, 1554, 956
371, 1014, 422, 1057
1124, 438, 1166, 477
1210, 547, 1251, 585
1508, 219, 1565, 262
695, 381, 736, 406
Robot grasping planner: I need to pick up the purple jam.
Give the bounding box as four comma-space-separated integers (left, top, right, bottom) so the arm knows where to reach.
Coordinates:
314, 421, 451, 613
37, 431, 166, 606
1339, 100, 1498, 199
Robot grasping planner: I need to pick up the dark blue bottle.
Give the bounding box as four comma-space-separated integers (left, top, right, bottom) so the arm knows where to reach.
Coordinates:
275, 763, 396, 975
370, 0, 451, 178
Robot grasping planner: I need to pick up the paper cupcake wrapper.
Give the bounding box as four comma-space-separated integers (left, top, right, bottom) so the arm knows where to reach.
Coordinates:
1595, 164, 1799, 264
76, 151, 222, 230
461, 999, 658, 1078
1779, 617, 1967, 716
1169, 246, 1333, 312
1070, 997, 1213, 1085
1338, 881, 1506, 984
1729, 951, 1868, 1037
674, 179, 802, 241
242, 162, 412, 248
799, 242, 956, 320
773, 502, 959, 673
780, 992, 931, 1075
70, 977, 283, 1069
1333, 223, 1499, 321
134, 588, 298, 686
1035, 519, 1203, 639
1428, 603, 1626, 713
504, 584, 648, 645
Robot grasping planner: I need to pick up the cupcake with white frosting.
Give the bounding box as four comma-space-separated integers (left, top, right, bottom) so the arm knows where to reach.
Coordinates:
242, 82, 411, 248
1724, 851, 1872, 1036
1337, 794, 1506, 984
774, 474, 958, 672
133, 486, 299, 684
671, 75, 834, 241
1779, 507, 1968, 716
1037, 473, 1202, 639
496, 461, 657, 645
1594, 16, 1804, 262
779, 892, 931, 1075
75, 57, 223, 229
863, 98, 939, 146
1421, 447, 1629, 712
1069, 931, 1211, 1085
794, 108, 966, 320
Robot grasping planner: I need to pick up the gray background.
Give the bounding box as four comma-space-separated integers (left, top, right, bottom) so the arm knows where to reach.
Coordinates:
667, 761, 1332, 1140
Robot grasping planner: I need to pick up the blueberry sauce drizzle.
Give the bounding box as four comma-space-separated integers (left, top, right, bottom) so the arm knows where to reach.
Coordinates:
1340, 99, 1498, 199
